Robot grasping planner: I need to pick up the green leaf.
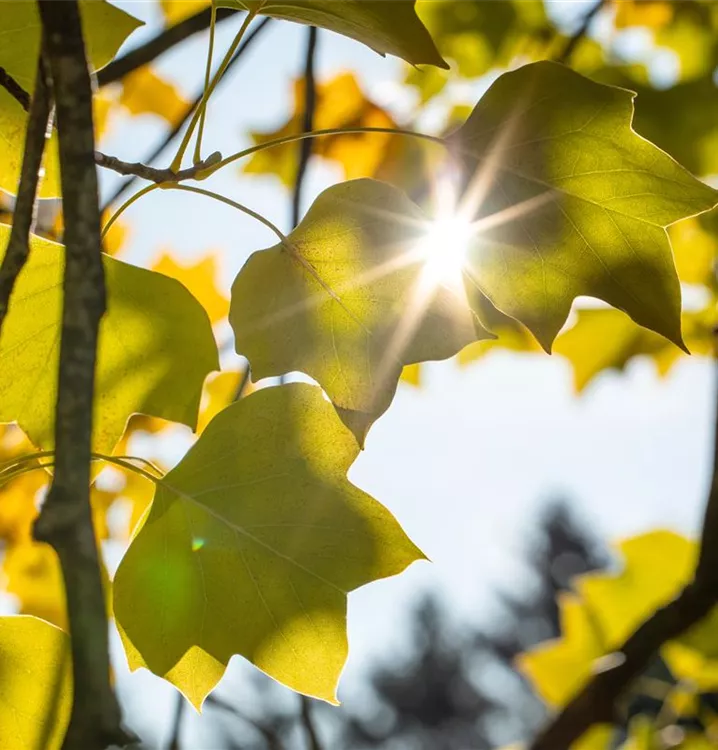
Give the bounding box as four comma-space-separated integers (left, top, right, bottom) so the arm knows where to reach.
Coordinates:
113, 383, 424, 706
413, 0, 549, 82
594, 69, 718, 180
219, 0, 447, 68
0, 0, 142, 197
229, 178, 481, 444
451, 60, 718, 351
0, 616, 70, 750
0, 226, 218, 453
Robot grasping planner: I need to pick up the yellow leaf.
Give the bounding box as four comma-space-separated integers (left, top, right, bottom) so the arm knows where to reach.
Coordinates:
670, 214, 718, 288
662, 641, 718, 691
197, 370, 255, 434
0, 426, 48, 545
120, 67, 190, 127
4, 543, 67, 630
554, 309, 674, 393
115, 467, 157, 540
615, 1, 674, 30
520, 532, 718, 712
518, 593, 603, 708
400, 364, 421, 387
245, 73, 398, 187
54, 208, 130, 258
0, 616, 70, 749
573, 725, 615, 749
620, 717, 656, 750
1, 483, 115, 630
152, 252, 228, 324
94, 89, 115, 143
0, 472, 43, 545
578, 531, 696, 649
160, 0, 210, 24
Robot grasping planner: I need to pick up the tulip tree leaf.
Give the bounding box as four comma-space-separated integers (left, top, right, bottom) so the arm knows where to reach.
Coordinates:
0, 226, 218, 454
0, 0, 142, 197
113, 383, 424, 707
220, 0, 447, 68
0, 616, 71, 750
451, 60, 718, 351
230, 179, 481, 444
596, 70, 718, 180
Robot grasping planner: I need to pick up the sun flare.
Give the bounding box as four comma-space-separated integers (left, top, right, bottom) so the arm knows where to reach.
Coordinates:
418, 214, 474, 289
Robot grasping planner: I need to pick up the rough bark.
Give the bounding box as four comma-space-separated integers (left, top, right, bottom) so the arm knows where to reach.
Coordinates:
34, 2, 128, 747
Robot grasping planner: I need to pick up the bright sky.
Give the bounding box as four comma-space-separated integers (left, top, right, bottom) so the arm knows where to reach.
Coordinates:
98, 3, 717, 745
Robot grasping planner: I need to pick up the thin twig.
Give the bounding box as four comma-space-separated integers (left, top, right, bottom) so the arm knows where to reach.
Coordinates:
0, 67, 217, 188
291, 26, 319, 227
97, 6, 240, 87
287, 46, 325, 749
207, 695, 287, 750
167, 693, 185, 750
94, 149, 220, 183
193, 1, 218, 165
530, 335, 718, 748
171, 10, 256, 171
0, 16, 270, 206
0, 65, 30, 110
0, 53, 53, 339
555, 0, 607, 64
34, 3, 129, 747
299, 697, 323, 750
232, 363, 252, 403
101, 17, 272, 211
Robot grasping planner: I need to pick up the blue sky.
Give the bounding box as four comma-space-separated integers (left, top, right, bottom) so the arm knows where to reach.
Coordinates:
99, 3, 716, 744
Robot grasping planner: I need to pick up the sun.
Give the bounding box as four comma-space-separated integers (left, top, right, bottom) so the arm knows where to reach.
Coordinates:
418, 214, 474, 289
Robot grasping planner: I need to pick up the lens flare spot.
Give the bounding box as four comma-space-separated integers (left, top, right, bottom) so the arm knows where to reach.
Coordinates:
191, 537, 205, 552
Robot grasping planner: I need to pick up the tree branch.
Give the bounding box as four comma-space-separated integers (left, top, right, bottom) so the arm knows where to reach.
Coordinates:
291, 26, 319, 227
0, 65, 30, 110
167, 693, 185, 750
530, 339, 718, 749
0, 13, 271, 206
0, 53, 53, 338
33, 2, 128, 747
207, 695, 287, 750
299, 697, 323, 750
97, 6, 240, 87
101, 17, 272, 212
94, 149, 220, 184
555, 0, 606, 65
0, 63, 216, 185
